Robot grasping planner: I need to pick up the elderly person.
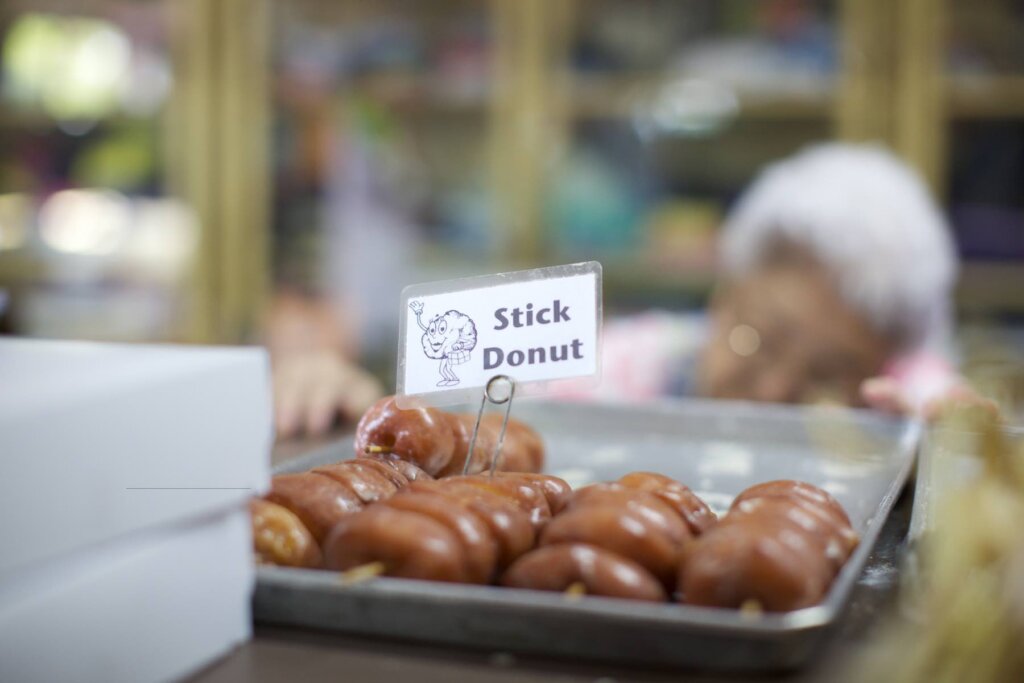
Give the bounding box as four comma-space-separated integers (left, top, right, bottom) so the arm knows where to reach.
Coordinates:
580, 143, 967, 413
700, 143, 959, 411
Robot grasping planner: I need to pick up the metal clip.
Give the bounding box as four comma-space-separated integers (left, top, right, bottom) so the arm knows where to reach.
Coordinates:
462, 375, 516, 477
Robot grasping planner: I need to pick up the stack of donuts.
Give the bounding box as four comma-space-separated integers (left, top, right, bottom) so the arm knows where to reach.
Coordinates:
251, 396, 546, 569
254, 396, 861, 613
251, 455, 433, 568
354, 396, 544, 476
325, 472, 572, 583
679, 480, 859, 611
502, 472, 717, 601
503, 477, 857, 611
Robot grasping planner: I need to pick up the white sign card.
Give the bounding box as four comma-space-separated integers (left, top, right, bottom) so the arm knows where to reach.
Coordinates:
396, 261, 602, 408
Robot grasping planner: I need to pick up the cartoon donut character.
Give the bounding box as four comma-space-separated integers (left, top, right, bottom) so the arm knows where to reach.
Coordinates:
410, 300, 478, 387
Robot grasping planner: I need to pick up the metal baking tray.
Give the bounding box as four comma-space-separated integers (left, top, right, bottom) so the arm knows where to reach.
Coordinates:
909, 424, 1024, 544
254, 398, 920, 672
901, 425, 1024, 619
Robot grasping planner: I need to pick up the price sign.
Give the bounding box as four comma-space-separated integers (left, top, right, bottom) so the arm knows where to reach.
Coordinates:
396, 262, 602, 408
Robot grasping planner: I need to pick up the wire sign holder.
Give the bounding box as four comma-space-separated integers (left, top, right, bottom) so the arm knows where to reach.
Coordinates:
462, 374, 516, 477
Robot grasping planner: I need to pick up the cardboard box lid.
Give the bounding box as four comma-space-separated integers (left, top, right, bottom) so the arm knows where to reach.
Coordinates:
0, 337, 271, 577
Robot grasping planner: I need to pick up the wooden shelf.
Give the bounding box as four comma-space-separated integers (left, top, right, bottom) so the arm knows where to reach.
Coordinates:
412, 246, 716, 298
948, 75, 1024, 119
0, 108, 153, 131
0, 251, 48, 286
600, 256, 715, 303
956, 261, 1024, 314
345, 72, 490, 114
567, 73, 835, 121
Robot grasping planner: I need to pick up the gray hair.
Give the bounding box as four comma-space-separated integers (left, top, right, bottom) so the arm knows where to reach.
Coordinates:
720, 143, 957, 353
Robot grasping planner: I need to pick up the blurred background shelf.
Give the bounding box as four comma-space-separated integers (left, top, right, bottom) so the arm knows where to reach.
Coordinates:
0, 252, 46, 285
345, 72, 491, 113
957, 261, 1024, 315
568, 74, 834, 121
949, 76, 1024, 119
1, 0, 1022, 347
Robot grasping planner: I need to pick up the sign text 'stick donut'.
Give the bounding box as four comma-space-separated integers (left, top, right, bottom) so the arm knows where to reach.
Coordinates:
397, 262, 602, 408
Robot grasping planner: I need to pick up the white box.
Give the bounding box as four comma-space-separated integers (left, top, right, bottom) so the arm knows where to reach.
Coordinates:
0, 507, 254, 683
0, 338, 272, 682
0, 338, 272, 576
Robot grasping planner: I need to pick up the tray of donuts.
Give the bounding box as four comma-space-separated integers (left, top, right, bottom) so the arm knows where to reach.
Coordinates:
252, 397, 919, 671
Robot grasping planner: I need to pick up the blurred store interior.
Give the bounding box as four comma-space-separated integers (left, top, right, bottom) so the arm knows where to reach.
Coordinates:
1, 0, 1023, 409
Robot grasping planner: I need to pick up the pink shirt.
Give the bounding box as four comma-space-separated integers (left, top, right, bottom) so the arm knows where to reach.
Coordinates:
554, 312, 959, 409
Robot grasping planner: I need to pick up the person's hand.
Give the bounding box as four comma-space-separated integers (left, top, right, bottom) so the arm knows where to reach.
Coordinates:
265, 291, 382, 440
860, 376, 999, 421
272, 349, 383, 439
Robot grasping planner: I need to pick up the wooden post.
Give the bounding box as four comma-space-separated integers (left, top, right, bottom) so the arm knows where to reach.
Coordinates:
489, 0, 574, 263
837, 0, 897, 145
167, 0, 270, 343
893, 0, 946, 195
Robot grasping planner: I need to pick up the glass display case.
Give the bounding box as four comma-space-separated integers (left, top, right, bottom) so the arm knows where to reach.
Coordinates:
267, 1, 847, 320
0, 0, 193, 341
548, 0, 839, 308
2, 0, 1021, 348
269, 0, 496, 351
0, 0, 269, 344
944, 0, 1024, 316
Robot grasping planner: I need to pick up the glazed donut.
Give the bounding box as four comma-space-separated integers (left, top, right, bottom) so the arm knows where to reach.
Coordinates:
354, 396, 546, 476
486, 414, 545, 474
264, 472, 364, 544
324, 505, 471, 583
731, 480, 851, 527
413, 476, 551, 533
345, 455, 421, 489
617, 472, 718, 535
407, 480, 536, 570
540, 502, 681, 589
730, 479, 858, 563
679, 518, 833, 611
384, 490, 498, 584
679, 480, 856, 611
254, 456, 433, 565
364, 453, 434, 483
496, 472, 573, 514
313, 460, 402, 505
501, 543, 667, 602
531, 477, 708, 592
354, 397, 456, 475
451, 475, 553, 530
326, 473, 568, 583
249, 499, 322, 568
726, 497, 857, 571
567, 484, 691, 546
439, 413, 540, 477
437, 414, 489, 477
